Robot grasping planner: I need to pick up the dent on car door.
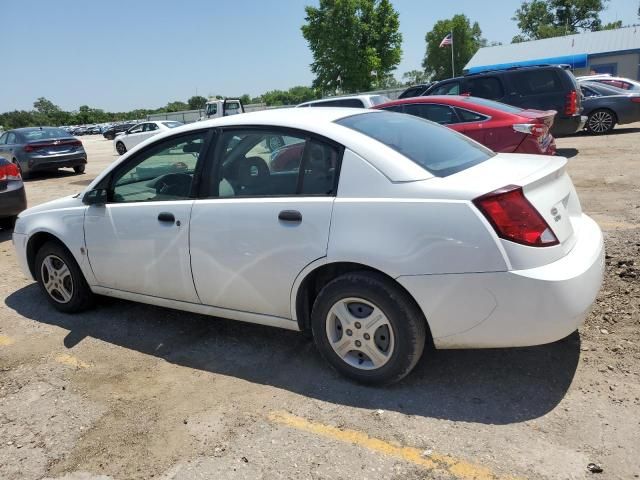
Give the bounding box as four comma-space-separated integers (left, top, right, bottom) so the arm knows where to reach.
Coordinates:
189, 128, 341, 319
85, 130, 212, 302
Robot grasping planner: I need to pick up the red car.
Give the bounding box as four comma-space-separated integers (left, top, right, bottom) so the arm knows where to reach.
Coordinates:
375, 96, 557, 155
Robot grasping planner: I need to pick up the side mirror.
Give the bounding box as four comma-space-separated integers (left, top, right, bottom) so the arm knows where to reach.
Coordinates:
82, 188, 107, 205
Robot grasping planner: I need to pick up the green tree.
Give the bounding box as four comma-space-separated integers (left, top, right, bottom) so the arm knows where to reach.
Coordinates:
402, 70, 430, 85
165, 101, 189, 112
422, 14, 485, 81
239, 94, 251, 105
187, 95, 208, 110
301, 0, 402, 94
512, 0, 612, 42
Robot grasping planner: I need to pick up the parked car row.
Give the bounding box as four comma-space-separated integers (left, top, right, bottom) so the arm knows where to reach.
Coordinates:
397, 66, 640, 137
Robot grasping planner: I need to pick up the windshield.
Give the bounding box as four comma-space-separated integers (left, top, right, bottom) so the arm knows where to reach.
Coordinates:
336, 111, 494, 177
462, 97, 524, 114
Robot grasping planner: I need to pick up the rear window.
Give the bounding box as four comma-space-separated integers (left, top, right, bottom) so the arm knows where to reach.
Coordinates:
21, 128, 70, 140
336, 111, 494, 177
511, 70, 563, 95
461, 97, 524, 114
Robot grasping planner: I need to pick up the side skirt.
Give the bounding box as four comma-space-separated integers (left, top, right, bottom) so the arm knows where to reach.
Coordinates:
91, 286, 301, 331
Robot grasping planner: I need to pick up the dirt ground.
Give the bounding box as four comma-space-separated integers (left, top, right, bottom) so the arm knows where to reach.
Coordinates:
1, 126, 638, 480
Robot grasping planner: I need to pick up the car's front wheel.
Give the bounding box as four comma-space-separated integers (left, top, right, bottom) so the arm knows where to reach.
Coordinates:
586, 109, 616, 134
116, 141, 127, 155
35, 241, 94, 313
73, 165, 85, 174
311, 271, 427, 385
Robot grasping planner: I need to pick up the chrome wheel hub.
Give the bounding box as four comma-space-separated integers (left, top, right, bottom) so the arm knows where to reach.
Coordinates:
325, 297, 395, 370
589, 111, 613, 133
41, 255, 73, 304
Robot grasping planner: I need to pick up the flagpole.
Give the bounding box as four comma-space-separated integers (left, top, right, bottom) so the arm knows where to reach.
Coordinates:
450, 30, 455, 78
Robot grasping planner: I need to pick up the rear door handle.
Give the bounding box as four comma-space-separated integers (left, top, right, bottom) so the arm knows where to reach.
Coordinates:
278, 210, 302, 222
158, 212, 175, 223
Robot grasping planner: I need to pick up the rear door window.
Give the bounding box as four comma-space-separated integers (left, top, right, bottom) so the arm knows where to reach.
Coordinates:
403, 103, 458, 125
466, 77, 504, 100
511, 70, 563, 95
429, 81, 460, 95
336, 111, 493, 177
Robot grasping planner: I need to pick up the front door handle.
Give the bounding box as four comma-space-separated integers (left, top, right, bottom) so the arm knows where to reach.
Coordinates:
278, 210, 302, 222
158, 212, 175, 223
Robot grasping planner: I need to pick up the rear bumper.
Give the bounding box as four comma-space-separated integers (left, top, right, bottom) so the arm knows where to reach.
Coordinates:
398, 214, 604, 349
24, 152, 87, 172
552, 115, 587, 136
0, 183, 27, 219
514, 135, 557, 155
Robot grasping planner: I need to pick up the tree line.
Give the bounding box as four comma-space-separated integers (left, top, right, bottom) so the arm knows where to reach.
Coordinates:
1, 0, 630, 129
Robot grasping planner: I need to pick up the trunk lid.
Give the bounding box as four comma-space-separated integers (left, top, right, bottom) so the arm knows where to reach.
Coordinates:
26, 138, 82, 155
446, 153, 582, 269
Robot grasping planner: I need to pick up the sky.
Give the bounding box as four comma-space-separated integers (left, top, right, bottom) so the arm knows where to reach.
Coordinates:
2, 0, 637, 112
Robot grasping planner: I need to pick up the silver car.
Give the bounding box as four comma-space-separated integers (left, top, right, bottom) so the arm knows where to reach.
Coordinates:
0, 127, 87, 179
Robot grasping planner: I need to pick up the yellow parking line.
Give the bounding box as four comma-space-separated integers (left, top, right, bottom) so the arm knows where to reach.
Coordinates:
55, 353, 91, 369
268, 411, 520, 480
0, 335, 15, 346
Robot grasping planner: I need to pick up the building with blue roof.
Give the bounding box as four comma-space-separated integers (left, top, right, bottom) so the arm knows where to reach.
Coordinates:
464, 26, 640, 79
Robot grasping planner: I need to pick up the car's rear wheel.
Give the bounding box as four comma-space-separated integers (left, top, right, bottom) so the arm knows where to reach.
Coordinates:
116, 141, 127, 155
311, 271, 426, 385
35, 241, 94, 313
586, 109, 616, 134
73, 165, 85, 174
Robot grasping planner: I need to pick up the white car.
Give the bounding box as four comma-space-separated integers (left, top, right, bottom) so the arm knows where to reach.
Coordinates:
297, 94, 390, 108
12, 108, 604, 384
114, 120, 183, 155
576, 74, 640, 92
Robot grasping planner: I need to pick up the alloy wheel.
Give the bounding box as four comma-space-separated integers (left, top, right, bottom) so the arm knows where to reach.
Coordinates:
325, 297, 395, 370
588, 111, 614, 133
40, 254, 74, 304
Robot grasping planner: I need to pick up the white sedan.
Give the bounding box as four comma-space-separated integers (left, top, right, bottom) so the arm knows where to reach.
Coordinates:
114, 120, 182, 155
12, 108, 604, 384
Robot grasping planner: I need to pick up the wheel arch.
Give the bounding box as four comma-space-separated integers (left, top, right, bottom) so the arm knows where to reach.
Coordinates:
26, 231, 69, 279
293, 260, 434, 347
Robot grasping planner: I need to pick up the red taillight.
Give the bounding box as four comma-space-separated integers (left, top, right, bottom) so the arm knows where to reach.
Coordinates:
473, 185, 559, 247
513, 123, 547, 137
631, 97, 640, 103
564, 90, 577, 115
0, 162, 22, 181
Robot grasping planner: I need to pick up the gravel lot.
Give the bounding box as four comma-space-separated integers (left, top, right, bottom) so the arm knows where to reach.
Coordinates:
1, 127, 639, 480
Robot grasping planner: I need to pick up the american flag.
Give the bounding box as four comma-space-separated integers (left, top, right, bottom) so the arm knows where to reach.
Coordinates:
439, 33, 453, 47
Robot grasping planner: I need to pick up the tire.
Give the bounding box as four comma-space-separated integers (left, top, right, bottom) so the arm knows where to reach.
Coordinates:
35, 241, 94, 313
266, 135, 285, 152
586, 109, 616, 135
105, 133, 114, 140
116, 141, 127, 155
13, 159, 28, 180
0, 216, 17, 230
311, 271, 426, 385
73, 165, 86, 174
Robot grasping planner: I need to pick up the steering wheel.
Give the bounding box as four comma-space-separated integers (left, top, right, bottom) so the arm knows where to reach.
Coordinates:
155, 173, 192, 196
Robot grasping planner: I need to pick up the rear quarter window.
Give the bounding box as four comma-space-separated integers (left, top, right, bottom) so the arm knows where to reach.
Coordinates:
511, 70, 563, 95
336, 111, 494, 177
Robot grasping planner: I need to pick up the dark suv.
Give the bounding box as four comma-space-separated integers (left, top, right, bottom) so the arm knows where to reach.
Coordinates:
424, 65, 584, 136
